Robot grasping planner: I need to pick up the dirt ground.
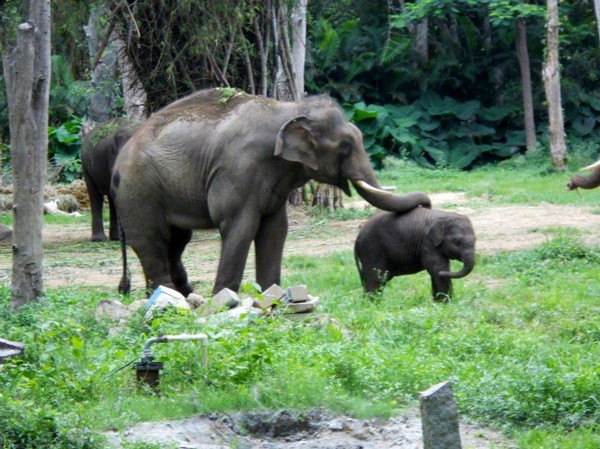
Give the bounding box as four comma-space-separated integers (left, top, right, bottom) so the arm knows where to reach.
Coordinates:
4, 192, 600, 448
3, 191, 599, 293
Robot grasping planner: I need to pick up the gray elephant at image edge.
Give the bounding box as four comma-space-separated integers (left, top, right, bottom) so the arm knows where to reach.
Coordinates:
80, 118, 139, 242
354, 207, 476, 300
110, 88, 431, 296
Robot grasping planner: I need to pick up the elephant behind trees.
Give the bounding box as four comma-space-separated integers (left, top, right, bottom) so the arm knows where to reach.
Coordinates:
111, 88, 431, 296
81, 118, 139, 242
567, 159, 600, 191
354, 207, 476, 300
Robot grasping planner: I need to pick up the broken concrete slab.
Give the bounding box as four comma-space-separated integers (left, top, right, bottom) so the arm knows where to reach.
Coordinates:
285, 285, 309, 303
253, 284, 285, 310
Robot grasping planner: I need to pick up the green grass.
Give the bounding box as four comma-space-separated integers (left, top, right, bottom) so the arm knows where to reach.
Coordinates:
3, 155, 600, 447
377, 151, 600, 207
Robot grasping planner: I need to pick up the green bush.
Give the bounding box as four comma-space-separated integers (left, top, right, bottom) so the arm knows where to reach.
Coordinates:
345, 93, 521, 169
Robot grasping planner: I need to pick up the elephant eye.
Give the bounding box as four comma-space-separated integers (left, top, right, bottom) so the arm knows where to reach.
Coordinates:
340, 140, 353, 155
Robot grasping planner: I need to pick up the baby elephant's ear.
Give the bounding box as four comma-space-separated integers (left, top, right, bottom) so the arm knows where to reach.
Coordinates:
274, 116, 318, 170
426, 219, 445, 247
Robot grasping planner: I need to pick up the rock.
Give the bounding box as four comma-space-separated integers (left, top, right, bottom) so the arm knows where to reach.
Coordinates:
196, 288, 240, 317
285, 284, 310, 303
95, 299, 133, 322
420, 381, 462, 449
280, 295, 320, 314
253, 284, 285, 309
186, 292, 206, 309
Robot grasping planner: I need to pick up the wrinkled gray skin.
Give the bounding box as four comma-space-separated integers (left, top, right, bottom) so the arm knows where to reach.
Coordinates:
354, 207, 476, 300
111, 88, 431, 296
81, 118, 139, 242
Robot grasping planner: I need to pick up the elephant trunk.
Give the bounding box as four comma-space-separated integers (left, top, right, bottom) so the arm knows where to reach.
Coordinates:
439, 249, 475, 279
352, 180, 431, 213
567, 169, 600, 190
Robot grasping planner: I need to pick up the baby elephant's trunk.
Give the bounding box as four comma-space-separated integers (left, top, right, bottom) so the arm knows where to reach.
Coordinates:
439, 249, 475, 279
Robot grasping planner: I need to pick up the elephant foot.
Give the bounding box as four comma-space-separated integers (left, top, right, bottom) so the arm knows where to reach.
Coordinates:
109, 234, 120, 242
91, 233, 107, 242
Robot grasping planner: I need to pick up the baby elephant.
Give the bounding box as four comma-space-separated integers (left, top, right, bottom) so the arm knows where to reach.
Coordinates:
354, 207, 476, 300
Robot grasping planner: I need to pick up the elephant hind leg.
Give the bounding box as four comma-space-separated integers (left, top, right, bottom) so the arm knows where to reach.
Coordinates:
129, 234, 174, 297
355, 245, 389, 295
168, 227, 193, 296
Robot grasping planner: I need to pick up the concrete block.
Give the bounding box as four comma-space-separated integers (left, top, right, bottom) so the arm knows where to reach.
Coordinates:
285, 285, 309, 303
254, 284, 285, 309
197, 288, 240, 317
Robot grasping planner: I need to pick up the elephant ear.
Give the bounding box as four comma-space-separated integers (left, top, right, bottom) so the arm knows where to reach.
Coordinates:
426, 220, 445, 248
113, 130, 131, 155
274, 116, 318, 170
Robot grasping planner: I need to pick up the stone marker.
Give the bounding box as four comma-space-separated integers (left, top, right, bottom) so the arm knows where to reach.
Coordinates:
0, 338, 25, 364
420, 381, 462, 449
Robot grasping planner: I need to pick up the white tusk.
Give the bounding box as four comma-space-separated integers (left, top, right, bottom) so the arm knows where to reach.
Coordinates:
353, 180, 393, 196
581, 159, 600, 171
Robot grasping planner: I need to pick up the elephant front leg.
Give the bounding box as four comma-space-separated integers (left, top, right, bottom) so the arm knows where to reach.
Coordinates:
254, 206, 288, 290
213, 216, 259, 294
428, 263, 453, 302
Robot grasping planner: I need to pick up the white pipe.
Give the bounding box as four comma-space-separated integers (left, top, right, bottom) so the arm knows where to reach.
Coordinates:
142, 333, 208, 368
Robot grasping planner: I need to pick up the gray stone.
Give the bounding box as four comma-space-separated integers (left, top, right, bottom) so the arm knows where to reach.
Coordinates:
420, 381, 462, 449
186, 292, 206, 309
254, 284, 285, 309
286, 285, 309, 303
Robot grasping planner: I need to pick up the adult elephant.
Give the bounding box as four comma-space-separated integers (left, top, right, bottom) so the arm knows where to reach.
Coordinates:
81, 118, 139, 241
111, 88, 431, 296
567, 159, 600, 191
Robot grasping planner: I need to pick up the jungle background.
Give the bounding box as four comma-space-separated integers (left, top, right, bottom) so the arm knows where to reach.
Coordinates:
3, 1, 600, 448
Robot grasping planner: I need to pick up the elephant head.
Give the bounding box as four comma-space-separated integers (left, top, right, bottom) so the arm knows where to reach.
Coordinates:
567, 159, 600, 190
274, 98, 431, 213
427, 214, 476, 279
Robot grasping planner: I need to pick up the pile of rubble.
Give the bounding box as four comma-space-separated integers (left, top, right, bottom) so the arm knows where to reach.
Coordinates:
95, 284, 320, 331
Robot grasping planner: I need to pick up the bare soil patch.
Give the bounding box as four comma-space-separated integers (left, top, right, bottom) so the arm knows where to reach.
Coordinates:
2, 191, 598, 292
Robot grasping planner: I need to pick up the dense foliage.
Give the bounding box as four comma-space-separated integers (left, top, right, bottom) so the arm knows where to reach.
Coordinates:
1, 0, 600, 174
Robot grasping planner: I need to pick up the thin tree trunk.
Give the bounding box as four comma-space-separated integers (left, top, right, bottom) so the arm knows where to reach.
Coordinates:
115, 36, 147, 121
84, 4, 118, 123
3, 0, 51, 309
413, 18, 428, 65
516, 18, 536, 153
290, 0, 307, 98
594, 0, 600, 46
542, 0, 566, 170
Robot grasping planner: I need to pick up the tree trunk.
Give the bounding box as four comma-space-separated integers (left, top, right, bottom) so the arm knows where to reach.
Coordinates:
413, 18, 428, 65
594, 0, 600, 46
115, 36, 147, 121
516, 18, 537, 153
3, 0, 51, 309
542, 0, 566, 171
84, 4, 118, 123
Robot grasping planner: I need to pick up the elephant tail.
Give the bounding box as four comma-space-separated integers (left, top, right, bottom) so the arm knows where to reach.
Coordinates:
117, 218, 131, 295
